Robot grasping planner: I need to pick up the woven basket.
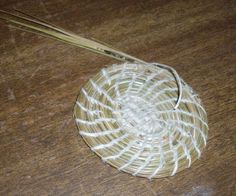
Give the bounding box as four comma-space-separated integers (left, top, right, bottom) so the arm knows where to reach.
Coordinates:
74, 62, 208, 179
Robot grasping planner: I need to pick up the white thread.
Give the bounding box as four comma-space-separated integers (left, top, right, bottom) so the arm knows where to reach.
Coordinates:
114, 63, 127, 97
178, 140, 192, 167
158, 109, 208, 128
81, 88, 114, 111
89, 79, 115, 104
168, 119, 207, 146
119, 147, 144, 171
151, 87, 178, 100
126, 72, 137, 93
133, 137, 155, 176
102, 68, 111, 85
79, 127, 122, 137
119, 136, 148, 171
155, 97, 207, 115
143, 79, 174, 98
102, 140, 137, 161
136, 69, 164, 94
169, 133, 179, 176
152, 62, 183, 109
76, 117, 116, 125
149, 145, 165, 179
189, 133, 201, 158
91, 133, 129, 151
76, 101, 102, 115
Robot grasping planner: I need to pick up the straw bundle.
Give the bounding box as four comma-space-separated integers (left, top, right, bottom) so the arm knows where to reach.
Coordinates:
0, 10, 208, 179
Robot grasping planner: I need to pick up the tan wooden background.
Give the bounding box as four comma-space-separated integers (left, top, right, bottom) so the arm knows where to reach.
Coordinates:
0, 0, 235, 195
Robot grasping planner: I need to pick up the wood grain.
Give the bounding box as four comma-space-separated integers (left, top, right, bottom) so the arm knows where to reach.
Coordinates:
0, 0, 235, 195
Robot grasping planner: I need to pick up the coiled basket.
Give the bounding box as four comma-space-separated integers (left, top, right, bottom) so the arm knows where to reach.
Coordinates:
74, 62, 208, 179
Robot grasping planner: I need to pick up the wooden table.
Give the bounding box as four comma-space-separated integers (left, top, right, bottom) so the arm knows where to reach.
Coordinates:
0, 0, 235, 195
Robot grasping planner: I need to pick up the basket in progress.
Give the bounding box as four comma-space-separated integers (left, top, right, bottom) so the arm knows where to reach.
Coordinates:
74, 62, 208, 179
0, 10, 209, 179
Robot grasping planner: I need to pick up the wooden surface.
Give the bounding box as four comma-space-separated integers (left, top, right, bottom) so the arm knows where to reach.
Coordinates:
0, 0, 235, 195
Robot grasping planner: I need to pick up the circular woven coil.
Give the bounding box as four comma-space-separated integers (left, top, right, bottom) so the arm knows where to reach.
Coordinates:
74, 63, 208, 179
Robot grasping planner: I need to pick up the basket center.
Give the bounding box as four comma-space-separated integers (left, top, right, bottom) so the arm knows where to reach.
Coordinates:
116, 95, 165, 139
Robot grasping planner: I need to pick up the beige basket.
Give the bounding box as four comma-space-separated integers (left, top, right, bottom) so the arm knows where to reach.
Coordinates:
74, 62, 208, 179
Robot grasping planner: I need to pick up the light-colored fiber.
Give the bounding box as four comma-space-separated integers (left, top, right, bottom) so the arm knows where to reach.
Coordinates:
74, 62, 208, 179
